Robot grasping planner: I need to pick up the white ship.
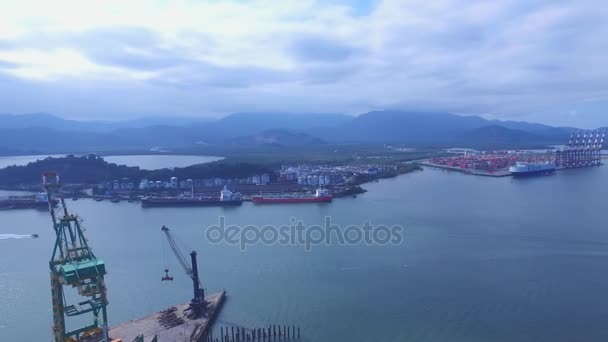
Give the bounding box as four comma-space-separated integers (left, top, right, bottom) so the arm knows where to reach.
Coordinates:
509, 162, 556, 177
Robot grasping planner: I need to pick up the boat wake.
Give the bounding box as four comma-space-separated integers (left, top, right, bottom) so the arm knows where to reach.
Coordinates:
0, 234, 33, 240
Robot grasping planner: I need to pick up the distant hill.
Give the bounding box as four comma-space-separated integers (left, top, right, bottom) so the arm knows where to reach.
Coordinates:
228, 129, 327, 147
0, 127, 138, 153
314, 111, 573, 146
216, 112, 350, 135
0, 110, 581, 153
102, 112, 351, 145
454, 125, 550, 149
314, 111, 488, 143
0, 146, 40, 156
0, 113, 78, 129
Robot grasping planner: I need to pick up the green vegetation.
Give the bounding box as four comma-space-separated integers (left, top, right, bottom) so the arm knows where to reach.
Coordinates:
0, 154, 273, 188
171, 144, 444, 166
0, 154, 141, 186
145, 162, 274, 182
349, 164, 422, 186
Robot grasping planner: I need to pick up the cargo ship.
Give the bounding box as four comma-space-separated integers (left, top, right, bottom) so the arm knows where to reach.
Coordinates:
141, 186, 242, 208
509, 161, 556, 177
252, 188, 332, 204
0, 193, 50, 210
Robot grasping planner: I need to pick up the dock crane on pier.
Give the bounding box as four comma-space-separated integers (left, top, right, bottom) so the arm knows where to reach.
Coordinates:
43, 172, 109, 342
161, 225, 206, 317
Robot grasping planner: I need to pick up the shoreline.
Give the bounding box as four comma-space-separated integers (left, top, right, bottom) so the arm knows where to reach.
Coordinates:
0, 165, 423, 203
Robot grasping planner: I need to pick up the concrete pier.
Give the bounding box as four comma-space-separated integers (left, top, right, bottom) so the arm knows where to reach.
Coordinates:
419, 162, 513, 177
108, 291, 226, 342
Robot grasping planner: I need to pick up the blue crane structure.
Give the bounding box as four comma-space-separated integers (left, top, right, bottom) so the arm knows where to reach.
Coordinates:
556, 129, 605, 168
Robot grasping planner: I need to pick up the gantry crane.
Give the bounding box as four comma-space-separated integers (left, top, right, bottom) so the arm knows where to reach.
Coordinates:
161, 225, 206, 316
43, 172, 109, 342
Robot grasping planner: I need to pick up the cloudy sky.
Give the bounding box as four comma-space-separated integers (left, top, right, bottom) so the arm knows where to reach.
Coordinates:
0, 0, 607, 127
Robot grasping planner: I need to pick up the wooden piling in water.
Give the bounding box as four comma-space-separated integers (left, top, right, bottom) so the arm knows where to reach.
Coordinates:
214, 324, 301, 342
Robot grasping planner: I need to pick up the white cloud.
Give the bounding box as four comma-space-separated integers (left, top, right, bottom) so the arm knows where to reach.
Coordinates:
0, 0, 607, 127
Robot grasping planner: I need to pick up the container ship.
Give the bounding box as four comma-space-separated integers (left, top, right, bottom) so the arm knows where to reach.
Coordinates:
252, 188, 332, 204
509, 161, 556, 177
0, 193, 50, 210
141, 187, 242, 208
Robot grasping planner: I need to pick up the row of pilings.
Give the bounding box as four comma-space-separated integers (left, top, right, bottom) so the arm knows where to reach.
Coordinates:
206, 325, 301, 342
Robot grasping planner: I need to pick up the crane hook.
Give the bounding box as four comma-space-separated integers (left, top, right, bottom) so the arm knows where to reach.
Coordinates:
161, 268, 174, 281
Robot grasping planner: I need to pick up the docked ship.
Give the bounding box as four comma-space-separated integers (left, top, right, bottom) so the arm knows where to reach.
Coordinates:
0, 193, 50, 210
252, 188, 332, 204
141, 186, 242, 208
509, 161, 556, 177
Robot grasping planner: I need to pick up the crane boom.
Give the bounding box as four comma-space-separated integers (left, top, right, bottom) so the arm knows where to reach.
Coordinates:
161, 225, 193, 278
160, 225, 206, 316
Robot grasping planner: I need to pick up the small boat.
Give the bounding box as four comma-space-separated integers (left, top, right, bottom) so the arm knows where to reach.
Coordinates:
95, 198, 103, 202
31, 234, 39, 238
110, 198, 120, 203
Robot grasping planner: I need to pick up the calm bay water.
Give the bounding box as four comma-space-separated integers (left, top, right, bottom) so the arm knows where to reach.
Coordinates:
1, 166, 608, 341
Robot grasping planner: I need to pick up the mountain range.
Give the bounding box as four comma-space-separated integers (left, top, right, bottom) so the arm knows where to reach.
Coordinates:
0, 111, 584, 154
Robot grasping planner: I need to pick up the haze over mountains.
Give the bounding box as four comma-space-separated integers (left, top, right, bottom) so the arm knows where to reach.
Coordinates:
0, 111, 584, 154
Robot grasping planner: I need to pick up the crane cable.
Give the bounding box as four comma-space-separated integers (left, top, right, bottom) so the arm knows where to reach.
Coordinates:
161, 230, 169, 277
161, 226, 194, 279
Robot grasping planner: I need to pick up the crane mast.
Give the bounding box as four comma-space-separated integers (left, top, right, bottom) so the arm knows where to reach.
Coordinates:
43, 172, 109, 342
161, 225, 206, 316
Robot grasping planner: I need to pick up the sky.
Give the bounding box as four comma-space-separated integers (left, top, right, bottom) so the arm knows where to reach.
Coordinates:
0, 0, 607, 127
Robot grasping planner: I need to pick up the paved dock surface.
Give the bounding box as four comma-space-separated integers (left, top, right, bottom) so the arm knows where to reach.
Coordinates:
420, 162, 512, 177
108, 291, 225, 342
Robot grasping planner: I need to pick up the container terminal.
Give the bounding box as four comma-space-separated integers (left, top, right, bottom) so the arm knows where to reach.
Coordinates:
422, 129, 605, 177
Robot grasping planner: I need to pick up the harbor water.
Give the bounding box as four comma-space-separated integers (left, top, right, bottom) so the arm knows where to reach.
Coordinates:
1, 166, 608, 341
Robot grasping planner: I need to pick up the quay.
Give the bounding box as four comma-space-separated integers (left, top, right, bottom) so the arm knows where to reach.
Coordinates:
107, 291, 226, 342
419, 162, 512, 177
